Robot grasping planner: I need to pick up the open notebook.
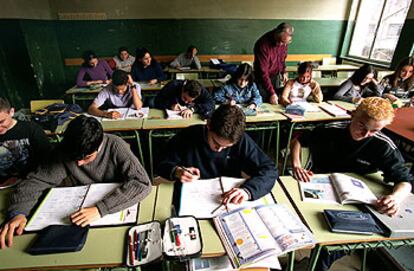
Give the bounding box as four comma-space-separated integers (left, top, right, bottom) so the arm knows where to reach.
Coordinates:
25, 183, 138, 231
179, 177, 275, 219
102, 107, 149, 121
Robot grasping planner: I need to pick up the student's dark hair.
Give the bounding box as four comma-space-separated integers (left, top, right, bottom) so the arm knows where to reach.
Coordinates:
112, 70, 129, 86
297, 62, 313, 75
186, 45, 197, 55
0, 96, 11, 112
82, 50, 98, 66
274, 22, 294, 41
118, 46, 129, 54
390, 56, 414, 90
59, 115, 103, 161
230, 63, 254, 86
135, 47, 158, 66
209, 104, 246, 143
350, 64, 377, 86
183, 80, 203, 98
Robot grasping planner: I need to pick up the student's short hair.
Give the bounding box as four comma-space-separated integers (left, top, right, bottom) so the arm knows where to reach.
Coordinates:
0, 96, 11, 112
355, 97, 394, 123
118, 46, 129, 54
209, 104, 246, 143
112, 70, 129, 86
136, 47, 151, 59
186, 45, 197, 55
60, 115, 104, 161
82, 50, 98, 64
350, 64, 377, 86
231, 63, 254, 86
274, 22, 294, 40
297, 62, 313, 75
183, 80, 203, 98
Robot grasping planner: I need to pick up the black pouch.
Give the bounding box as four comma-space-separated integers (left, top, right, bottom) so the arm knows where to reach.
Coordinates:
27, 225, 89, 255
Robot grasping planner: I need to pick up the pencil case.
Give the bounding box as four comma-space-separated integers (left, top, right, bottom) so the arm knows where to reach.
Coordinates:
126, 216, 202, 267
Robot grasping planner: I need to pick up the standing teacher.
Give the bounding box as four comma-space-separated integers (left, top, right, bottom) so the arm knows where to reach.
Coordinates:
254, 22, 294, 104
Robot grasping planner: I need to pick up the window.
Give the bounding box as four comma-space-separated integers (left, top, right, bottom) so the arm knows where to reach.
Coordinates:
348, 0, 412, 63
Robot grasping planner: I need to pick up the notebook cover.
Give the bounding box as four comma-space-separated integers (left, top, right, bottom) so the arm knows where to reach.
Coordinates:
27, 224, 89, 255
323, 209, 384, 235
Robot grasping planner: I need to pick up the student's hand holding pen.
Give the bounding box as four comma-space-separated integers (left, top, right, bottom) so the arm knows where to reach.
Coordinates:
180, 109, 193, 118
222, 188, 249, 205
171, 103, 183, 111
105, 110, 122, 119
71, 206, 101, 227
0, 214, 27, 249
175, 166, 200, 183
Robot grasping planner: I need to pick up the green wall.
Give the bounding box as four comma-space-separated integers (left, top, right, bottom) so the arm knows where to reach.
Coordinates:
1, 18, 346, 108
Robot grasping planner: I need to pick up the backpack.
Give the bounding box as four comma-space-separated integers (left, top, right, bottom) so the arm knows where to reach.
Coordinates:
32, 103, 83, 132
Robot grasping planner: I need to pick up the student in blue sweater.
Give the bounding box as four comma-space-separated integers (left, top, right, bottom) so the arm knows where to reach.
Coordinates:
214, 63, 262, 109
157, 104, 277, 206
131, 47, 166, 84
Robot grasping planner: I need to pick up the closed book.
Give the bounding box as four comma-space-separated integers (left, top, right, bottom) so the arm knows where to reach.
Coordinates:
27, 225, 89, 255
323, 209, 384, 235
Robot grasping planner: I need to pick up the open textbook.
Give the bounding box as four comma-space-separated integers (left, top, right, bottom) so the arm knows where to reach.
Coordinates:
25, 183, 138, 231
179, 177, 275, 219
299, 173, 377, 205
318, 103, 349, 117
213, 204, 315, 268
102, 107, 149, 121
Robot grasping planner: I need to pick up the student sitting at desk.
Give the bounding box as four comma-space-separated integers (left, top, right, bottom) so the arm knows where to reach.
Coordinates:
76, 50, 113, 87
0, 97, 52, 188
333, 64, 381, 104
157, 104, 277, 207
111, 46, 135, 73
131, 47, 166, 84
0, 116, 151, 249
280, 62, 323, 106
169, 45, 202, 70
380, 56, 414, 106
291, 97, 413, 215
214, 63, 262, 109
88, 70, 143, 119
154, 79, 215, 119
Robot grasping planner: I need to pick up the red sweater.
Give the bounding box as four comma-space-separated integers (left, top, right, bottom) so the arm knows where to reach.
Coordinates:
254, 30, 288, 95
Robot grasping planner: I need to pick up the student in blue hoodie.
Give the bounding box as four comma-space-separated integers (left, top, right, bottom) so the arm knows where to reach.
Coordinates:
214, 63, 262, 109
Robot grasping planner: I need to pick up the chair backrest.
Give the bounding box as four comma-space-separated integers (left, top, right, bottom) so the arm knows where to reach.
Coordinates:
30, 100, 64, 113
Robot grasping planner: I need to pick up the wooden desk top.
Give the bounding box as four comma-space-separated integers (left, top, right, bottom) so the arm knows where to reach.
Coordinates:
142, 109, 206, 130
245, 104, 287, 123
386, 107, 414, 142
279, 174, 409, 246
0, 187, 157, 270
282, 102, 351, 123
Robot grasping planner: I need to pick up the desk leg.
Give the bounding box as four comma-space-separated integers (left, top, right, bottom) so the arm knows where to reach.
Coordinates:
276, 122, 280, 169
148, 130, 154, 180
72, 94, 76, 105
282, 122, 296, 175
286, 251, 295, 271
308, 245, 322, 271
134, 130, 145, 168
361, 248, 367, 271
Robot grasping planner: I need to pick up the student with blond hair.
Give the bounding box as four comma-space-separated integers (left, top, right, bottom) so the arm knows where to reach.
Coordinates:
290, 97, 413, 270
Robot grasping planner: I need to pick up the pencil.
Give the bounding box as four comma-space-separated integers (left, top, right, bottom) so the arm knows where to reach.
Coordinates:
219, 177, 229, 212
181, 167, 194, 176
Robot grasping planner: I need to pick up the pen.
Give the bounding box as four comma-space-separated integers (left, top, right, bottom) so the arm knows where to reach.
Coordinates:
181, 166, 194, 176
211, 203, 225, 214
219, 177, 229, 212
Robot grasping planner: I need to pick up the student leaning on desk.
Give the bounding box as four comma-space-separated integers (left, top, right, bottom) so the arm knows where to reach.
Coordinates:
0, 116, 151, 249
280, 61, 323, 106
154, 79, 215, 119
76, 50, 113, 87
290, 97, 413, 215
169, 45, 202, 70
156, 104, 278, 206
88, 70, 143, 119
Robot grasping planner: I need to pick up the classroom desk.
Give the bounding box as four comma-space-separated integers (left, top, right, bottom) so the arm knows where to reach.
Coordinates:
280, 102, 353, 174
278, 173, 414, 271
65, 79, 217, 104
285, 64, 359, 74
164, 67, 224, 79
153, 179, 298, 270
384, 107, 414, 162
0, 186, 157, 270
142, 109, 207, 179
